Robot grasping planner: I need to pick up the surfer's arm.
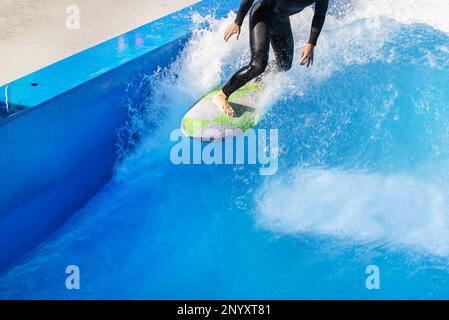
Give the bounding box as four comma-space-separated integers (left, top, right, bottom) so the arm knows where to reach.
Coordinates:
234, 0, 255, 26
308, 0, 329, 46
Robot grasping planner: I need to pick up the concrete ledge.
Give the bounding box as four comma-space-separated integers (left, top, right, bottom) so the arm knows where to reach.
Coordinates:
0, 0, 201, 86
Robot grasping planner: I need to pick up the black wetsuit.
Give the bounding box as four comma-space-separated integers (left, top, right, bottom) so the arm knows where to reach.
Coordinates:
222, 0, 329, 97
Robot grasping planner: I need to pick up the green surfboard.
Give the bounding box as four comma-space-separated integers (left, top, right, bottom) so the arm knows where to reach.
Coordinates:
181, 82, 264, 140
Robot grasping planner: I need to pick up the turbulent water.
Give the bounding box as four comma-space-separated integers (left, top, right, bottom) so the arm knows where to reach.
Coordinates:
1, 0, 449, 299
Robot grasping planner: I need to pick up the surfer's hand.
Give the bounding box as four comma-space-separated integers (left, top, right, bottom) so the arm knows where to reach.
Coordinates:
224, 23, 241, 42
300, 43, 315, 67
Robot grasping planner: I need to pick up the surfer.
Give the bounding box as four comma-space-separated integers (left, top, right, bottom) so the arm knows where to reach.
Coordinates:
213, 0, 329, 116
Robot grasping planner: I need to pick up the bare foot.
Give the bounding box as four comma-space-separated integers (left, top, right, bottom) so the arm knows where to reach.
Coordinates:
213, 90, 236, 117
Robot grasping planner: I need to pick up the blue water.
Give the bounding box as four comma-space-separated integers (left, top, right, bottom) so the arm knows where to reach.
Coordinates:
2, 2, 449, 299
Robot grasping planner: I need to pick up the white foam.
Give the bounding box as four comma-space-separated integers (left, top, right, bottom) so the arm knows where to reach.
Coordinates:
255, 168, 449, 256
348, 0, 449, 34
140, 0, 449, 124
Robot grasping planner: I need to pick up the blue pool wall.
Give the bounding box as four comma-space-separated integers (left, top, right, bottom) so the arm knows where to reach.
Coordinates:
0, 0, 239, 271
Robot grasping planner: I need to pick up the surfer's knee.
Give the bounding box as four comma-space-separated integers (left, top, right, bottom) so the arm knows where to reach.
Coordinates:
282, 60, 293, 71
276, 58, 293, 72
250, 59, 268, 77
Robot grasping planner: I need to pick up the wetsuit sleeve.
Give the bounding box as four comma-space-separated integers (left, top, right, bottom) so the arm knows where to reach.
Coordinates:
308, 0, 329, 46
234, 0, 255, 26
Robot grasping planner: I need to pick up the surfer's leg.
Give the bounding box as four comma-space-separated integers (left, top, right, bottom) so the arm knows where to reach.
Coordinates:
215, 3, 270, 116
269, 16, 294, 72
221, 2, 270, 97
